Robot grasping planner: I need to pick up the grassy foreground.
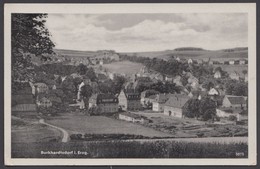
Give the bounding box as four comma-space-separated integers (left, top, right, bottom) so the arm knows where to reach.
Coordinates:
12, 140, 248, 158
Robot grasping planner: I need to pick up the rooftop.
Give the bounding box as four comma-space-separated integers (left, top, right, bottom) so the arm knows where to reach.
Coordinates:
164, 94, 190, 108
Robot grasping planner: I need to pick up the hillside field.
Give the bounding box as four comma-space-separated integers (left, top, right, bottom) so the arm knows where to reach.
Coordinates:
45, 113, 173, 137
122, 49, 248, 61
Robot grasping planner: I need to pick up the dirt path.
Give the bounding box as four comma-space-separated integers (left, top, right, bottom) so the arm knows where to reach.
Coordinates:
39, 119, 69, 142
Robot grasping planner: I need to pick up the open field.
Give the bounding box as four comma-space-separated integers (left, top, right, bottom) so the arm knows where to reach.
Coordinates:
45, 113, 173, 137
101, 61, 143, 75
11, 116, 62, 143
122, 49, 248, 60
131, 112, 248, 138
12, 139, 248, 158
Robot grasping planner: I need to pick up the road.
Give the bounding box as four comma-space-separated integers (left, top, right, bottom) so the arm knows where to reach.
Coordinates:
39, 119, 69, 142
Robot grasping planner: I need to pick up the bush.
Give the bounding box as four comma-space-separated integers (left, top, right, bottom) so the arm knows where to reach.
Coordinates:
228, 115, 237, 121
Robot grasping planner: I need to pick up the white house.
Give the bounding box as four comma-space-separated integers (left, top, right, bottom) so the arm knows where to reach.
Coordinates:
229, 60, 235, 65
188, 59, 193, 64
222, 95, 247, 109
214, 71, 222, 79
37, 97, 52, 108
208, 88, 219, 96
152, 94, 173, 112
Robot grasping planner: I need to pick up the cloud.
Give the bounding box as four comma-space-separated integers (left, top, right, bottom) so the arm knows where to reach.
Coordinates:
45, 13, 248, 52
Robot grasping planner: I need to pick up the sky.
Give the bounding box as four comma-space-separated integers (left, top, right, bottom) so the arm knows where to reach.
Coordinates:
45, 13, 248, 52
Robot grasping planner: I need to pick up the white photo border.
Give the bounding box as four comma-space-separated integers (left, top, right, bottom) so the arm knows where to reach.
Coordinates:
4, 3, 257, 166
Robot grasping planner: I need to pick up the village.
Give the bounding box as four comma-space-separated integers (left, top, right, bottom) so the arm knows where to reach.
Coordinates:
11, 48, 249, 141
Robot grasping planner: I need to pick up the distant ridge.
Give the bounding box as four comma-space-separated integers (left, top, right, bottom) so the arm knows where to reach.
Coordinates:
174, 47, 205, 51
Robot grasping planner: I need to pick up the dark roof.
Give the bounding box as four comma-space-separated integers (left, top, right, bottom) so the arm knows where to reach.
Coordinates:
90, 93, 118, 104
12, 104, 37, 112
154, 94, 174, 103
164, 95, 189, 108
13, 82, 32, 95
124, 89, 140, 100
12, 94, 35, 105
226, 96, 246, 105
148, 95, 157, 99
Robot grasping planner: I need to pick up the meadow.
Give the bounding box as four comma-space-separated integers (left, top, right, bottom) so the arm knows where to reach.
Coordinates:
11, 116, 62, 143
45, 113, 173, 137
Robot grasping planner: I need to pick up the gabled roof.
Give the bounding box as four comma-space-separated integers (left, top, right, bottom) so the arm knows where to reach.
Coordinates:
123, 89, 140, 100
226, 95, 246, 105
12, 94, 35, 105
154, 93, 174, 103
148, 95, 157, 99
164, 95, 189, 108
90, 93, 118, 104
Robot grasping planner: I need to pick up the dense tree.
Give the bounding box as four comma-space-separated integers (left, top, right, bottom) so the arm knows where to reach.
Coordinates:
182, 99, 200, 118
61, 76, 76, 103
225, 80, 248, 96
85, 68, 97, 82
199, 97, 217, 121
77, 63, 88, 75
113, 75, 126, 94
73, 77, 83, 94
81, 84, 93, 99
98, 80, 116, 94
12, 14, 55, 84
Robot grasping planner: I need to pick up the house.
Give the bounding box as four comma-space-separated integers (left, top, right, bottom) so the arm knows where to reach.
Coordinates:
214, 71, 222, 79
29, 81, 36, 95
14, 82, 34, 95
89, 93, 118, 113
118, 89, 141, 111
229, 60, 235, 65
188, 76, 199, 89
119, 112, 149, 124
154, 73, 164, 81
222, 95, 247, 109
152, 93, 173, 112
216, 108, 247, 121
188, 59, 193, 64
12, 94, 37, 115
237, 110, 248, 121
107, 72, 115, 80
12, 82, 37, 115
163, 95, 189, 118
234, 60, 240, 65
37, 97, 52, 108
141, 90, 160, 106
165, 76, 173, 82
52, 84, 57, 90
244, 73, 248, 82
173, 75, 182, 86
34, 82, 49, 94
229, 71, 240, 80
70, 73, 82, 79
208, 88, 219, 96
